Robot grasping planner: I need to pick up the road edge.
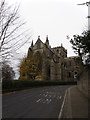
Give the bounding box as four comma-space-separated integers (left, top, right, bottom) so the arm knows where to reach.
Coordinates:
58, 86, 74, 119
58, 89, 67, 119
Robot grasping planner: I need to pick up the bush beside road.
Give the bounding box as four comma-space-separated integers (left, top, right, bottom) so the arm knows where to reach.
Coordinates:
2, 80, 77, 93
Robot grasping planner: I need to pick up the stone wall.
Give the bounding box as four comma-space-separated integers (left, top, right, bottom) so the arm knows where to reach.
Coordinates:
77, 66, 89, 98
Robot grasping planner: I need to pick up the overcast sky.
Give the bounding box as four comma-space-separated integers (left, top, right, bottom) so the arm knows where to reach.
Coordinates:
6, 0, 88, 78
7, 0, 88, 57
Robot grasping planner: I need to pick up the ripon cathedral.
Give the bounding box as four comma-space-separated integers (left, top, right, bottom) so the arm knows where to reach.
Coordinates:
19, 36, 80, 81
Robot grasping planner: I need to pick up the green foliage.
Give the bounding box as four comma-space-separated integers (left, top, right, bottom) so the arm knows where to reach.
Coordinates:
70, 30, 90, 64
2, 80, 77, 93
2, 80, 13, 89
74, 57, 83, 67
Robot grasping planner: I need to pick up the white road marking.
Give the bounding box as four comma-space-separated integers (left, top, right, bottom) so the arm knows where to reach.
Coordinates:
37, 91, 61, 105
58, 90, 67, 119
47, 99, 52, 104
44, 94, 47, 97
36, 99, 41, 103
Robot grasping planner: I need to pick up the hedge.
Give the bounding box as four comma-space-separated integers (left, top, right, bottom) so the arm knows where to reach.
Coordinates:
2, 80, 77, 93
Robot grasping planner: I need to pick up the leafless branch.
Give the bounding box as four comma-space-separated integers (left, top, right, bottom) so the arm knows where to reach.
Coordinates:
0, 0, 32, 62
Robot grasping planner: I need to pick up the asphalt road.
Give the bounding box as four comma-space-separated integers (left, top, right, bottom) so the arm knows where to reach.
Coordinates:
2, 85, 71, 118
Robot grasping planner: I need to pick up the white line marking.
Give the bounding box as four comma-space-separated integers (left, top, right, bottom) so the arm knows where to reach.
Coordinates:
45, 94, 47, 97
36, 99, 41, 103
58, 90, 67, 119
47, 99, 52, 104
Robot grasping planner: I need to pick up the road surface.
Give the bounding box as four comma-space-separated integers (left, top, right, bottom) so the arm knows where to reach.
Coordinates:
2, 85, 71, 118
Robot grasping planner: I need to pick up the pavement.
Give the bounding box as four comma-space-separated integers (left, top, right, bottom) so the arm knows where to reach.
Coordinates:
60, 85, 88, 119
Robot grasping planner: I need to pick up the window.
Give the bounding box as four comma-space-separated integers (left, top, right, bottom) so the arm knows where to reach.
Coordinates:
69, 61, 71, 66
69, 72, 71, 78
57, 49, 59, 53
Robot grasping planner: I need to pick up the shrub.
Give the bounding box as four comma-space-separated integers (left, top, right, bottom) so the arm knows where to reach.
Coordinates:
2, 80, 77, 93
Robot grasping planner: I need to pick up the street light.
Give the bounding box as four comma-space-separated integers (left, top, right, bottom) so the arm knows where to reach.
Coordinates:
77, 1, 90, 30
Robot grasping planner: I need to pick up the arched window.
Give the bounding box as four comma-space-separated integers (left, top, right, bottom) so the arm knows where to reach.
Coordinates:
74, 71, 77, 75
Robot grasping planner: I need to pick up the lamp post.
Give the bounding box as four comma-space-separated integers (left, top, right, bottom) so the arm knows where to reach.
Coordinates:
88, 2, 90, 30
77, 1, 90, 30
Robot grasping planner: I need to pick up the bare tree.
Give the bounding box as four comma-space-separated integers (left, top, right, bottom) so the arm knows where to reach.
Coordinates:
2, 61, 15, 80
0, 0, 32, 61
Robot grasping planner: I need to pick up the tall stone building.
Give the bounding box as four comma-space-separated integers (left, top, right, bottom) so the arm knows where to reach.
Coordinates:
20, 36, 80, 81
